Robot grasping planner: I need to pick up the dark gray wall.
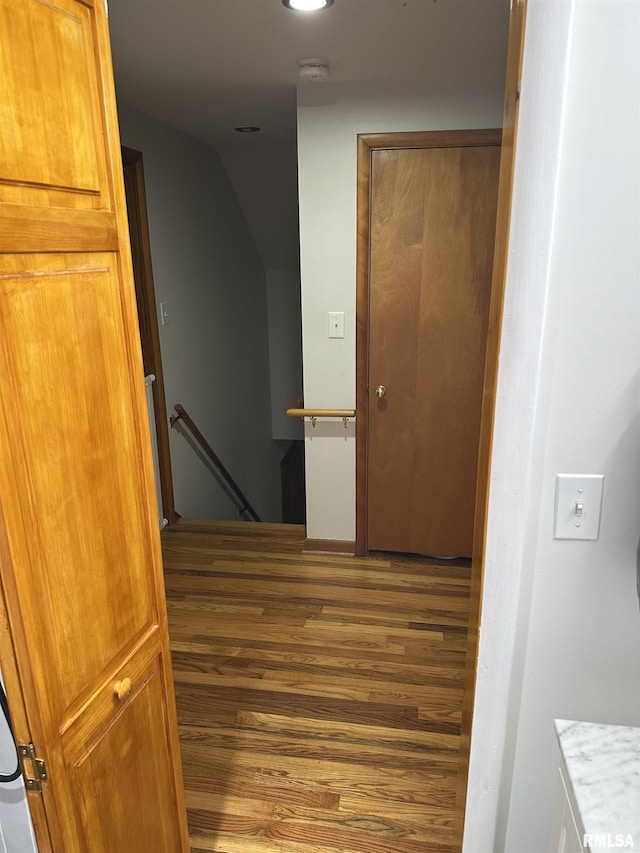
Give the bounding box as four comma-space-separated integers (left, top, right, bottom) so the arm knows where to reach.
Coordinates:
118, 106, 281, 521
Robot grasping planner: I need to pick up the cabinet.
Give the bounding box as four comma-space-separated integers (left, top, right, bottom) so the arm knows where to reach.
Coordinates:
553, 718, 640, 853
552, 767, 584, 853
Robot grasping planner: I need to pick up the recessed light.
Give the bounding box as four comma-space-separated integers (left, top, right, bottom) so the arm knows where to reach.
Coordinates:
282, 0, 333, 11
234, 126, 261, 133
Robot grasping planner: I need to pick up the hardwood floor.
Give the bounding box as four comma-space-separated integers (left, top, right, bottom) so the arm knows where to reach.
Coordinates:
162, 519, 471, 853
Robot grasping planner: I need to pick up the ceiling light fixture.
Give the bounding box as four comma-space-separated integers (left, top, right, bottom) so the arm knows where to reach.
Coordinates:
282, 0, 333, 11
234, 126, 261, 133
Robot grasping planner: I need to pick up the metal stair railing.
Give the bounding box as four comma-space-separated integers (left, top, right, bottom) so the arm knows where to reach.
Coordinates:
169, 403, 261, 522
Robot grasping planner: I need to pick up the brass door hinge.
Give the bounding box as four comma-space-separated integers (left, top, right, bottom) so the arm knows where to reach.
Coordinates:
18, 743, 47, 793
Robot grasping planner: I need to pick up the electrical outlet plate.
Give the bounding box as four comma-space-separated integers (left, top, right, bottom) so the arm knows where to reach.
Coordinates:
553, 474, 604, 540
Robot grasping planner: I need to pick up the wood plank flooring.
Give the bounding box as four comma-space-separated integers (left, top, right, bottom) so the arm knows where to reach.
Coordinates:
162, 519, 471, 853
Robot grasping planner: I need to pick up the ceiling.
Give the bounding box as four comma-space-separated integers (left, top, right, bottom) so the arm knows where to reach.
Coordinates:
108, 0, 511, 271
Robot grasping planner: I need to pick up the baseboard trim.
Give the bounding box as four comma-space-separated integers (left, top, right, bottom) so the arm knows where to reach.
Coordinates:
303, 538, 356, 556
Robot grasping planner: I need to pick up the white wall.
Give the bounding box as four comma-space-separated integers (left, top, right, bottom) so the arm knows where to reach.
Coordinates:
266, 270, 303, 441
464, 2, 640, 851
297, 80, 506, 541
118, 106, 282, 522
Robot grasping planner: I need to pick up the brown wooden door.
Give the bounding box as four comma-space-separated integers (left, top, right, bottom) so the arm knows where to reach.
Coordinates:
367, 138, 500, 557
0, 1, 189, 851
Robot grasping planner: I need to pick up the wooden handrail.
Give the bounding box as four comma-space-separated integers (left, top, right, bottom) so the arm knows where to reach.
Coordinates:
286, 407, 356, 419
169, 404, 261, 522
286, 398, 356, 428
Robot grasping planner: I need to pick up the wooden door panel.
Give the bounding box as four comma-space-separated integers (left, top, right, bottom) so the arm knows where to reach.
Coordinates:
0, 0, 109, 210
68, 655, 183, 853
0, 0, 189, 849
367, 150, 425, 551
368, 144, 500, 557
0, 253, 155, 712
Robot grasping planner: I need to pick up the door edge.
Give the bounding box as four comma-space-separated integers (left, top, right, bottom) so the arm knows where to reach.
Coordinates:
453, 1, 529, 849
0, 528, 55, 852
121, 147, 178, 525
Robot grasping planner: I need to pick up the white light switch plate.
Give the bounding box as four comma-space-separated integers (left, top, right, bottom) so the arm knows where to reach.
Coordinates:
554, 474, 604, 540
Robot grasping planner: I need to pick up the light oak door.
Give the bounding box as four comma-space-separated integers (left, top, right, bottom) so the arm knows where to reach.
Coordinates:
367, 138, 500, 557
0, 1, 189, 851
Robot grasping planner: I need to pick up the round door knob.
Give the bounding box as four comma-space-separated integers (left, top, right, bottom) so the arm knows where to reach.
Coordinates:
375, 384, 387, 399
114, 677, 132, 701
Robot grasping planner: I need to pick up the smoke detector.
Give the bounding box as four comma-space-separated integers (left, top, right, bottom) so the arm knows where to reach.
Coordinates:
298, 59, 330, 83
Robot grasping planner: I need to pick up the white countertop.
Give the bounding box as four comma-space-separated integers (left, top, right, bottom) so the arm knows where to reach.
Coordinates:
555, 719, 640, 851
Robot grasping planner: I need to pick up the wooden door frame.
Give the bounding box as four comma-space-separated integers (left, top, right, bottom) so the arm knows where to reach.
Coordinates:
355, 2, 528, 848
355, 127, 502, 558
122, 147, 178, 525
453, 1, 528, 846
